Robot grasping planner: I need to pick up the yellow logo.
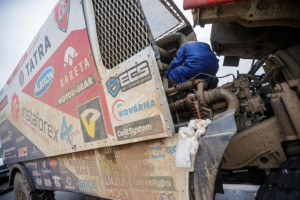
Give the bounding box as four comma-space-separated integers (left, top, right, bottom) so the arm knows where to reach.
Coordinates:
80, 109, 100, 138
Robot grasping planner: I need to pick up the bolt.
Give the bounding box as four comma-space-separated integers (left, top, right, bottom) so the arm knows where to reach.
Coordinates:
282, 169, 288, 174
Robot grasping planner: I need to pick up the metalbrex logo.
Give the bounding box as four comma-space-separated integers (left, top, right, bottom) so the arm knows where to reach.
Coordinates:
106, 60, 152, 97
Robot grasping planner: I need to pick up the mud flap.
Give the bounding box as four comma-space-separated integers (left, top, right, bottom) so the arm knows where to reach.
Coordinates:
194, 109, 237, 200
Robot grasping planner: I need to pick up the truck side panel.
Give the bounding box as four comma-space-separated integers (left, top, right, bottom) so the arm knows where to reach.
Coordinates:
0, 0, 173, 164
23, 135, 189, 199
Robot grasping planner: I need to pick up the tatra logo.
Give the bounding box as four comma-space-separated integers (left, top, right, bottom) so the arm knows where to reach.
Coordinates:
106, 60, 152, 97
34, 66, 54, 97
80, 109, 100, 138
77, 97, 107, 143
25, 36, 52, 77
55, 0, 70, 32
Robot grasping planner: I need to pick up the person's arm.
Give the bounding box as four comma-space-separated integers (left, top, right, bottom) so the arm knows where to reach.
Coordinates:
165, 45, 186, 76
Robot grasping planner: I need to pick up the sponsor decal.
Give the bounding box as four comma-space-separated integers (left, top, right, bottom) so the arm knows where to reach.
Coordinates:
100, 159, 124, 176
34, 66, 54, 97
31, 146, 40, 157
0, 113, 6, 122
104, 176, 129, 187
0, 120, 8, 133
77, 97, 107, 143
60, 48, 91, 89
22, 107, 58, 143
64, 176, 76, 190
106, 187, 131, 200
25, 36, 51, 77
2, 134, 12, 145
57, 74, 95, 106
55, 0, 70, 32
149, 146, 165, 159
115, 115, 163, 141
60, 157, 89, 175
106, 77, 120, 97
44, 178, 52, 187
19, 70, 24, 86
49, 160, 58, 168
16, 136, 24, 143
52, 176, 62, 188
165, 145, 176, 154
2, 122, 12, 145
3, 147, 16, 160
132, 176, 176, 191
36, 178, 43, 186
32, 170, 40, 177
78, 179, 97, 190
0, 96, 8, 111
64, 46, 78, 68
41, 160, 51, 174
106, 60, 152, 97
134, 191, 176, 200
60, 116, 75, 145
112, 99, 157, 121
11, 93, 20, 121
18, 147, 28, 157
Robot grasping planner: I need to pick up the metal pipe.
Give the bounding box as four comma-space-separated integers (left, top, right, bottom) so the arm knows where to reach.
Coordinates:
280, 83, 300, 135
203, 88, 240, 116
165, 79, 201, 95
156, 32, 188, 48
275, 50, 300, 79
158, 47, 173, 60
161, 62, 169, 71
195, 81, 207, 106
271, 97, 297, 137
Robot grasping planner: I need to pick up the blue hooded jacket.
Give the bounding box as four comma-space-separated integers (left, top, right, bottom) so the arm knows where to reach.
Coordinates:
165, 42, 219, 85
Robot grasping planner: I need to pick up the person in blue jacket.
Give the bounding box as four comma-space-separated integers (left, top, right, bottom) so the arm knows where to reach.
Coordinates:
165, 41, 219, 86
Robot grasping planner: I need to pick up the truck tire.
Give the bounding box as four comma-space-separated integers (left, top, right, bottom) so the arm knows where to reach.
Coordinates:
256, 156, 300, 200
14, 172, 55, 200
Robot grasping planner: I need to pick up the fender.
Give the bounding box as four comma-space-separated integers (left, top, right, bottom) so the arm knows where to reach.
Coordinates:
8, 163, 36, 193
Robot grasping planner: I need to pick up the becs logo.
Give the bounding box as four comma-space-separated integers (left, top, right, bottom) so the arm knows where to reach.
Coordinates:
54, 0, 70, 32
106, 60, 152, 97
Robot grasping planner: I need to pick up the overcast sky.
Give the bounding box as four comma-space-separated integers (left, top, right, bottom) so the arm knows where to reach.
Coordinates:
0, 0, 254, 89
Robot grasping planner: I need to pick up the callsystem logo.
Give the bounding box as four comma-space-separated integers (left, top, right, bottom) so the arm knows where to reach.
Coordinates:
77, 97, 107, 143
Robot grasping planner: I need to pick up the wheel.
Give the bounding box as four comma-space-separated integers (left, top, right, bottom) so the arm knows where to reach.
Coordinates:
14, 172, 31, 200
13, 172, 55, 200
256, 156, 300, 200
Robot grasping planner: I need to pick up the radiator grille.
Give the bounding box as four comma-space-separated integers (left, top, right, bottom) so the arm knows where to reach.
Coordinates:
92, 0, 151, 69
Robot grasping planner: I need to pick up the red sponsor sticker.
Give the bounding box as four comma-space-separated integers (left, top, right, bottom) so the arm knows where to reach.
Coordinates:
49, 160, 58, 168
54, 0, 70, 32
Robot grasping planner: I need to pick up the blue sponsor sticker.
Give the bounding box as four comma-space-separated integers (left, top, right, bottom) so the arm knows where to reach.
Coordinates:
34, 66, 54, 97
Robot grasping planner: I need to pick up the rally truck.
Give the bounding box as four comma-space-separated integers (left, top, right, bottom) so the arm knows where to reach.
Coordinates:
0, 0, 299, 200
